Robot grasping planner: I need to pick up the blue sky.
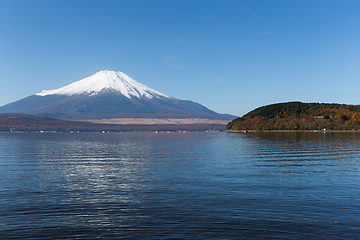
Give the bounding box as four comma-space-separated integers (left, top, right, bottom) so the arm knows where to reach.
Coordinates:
1, 0, 360, 117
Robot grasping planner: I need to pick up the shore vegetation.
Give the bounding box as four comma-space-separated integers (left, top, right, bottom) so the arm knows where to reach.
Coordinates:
227, 102, 360, 131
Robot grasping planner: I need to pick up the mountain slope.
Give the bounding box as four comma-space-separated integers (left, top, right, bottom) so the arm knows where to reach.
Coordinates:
0, 70, 235, 120
35, 70, 170, 99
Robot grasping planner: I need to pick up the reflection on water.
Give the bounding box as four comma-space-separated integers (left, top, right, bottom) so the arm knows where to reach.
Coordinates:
0, 132, 359, 239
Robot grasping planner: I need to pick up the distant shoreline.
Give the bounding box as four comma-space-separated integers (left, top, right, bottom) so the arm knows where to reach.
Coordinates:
226, 129, 360, 133
0, 113, 227, 132
82, 118, 229, 125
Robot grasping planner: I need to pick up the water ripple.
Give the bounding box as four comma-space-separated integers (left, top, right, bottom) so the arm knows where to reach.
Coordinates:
0, 132, 359, 239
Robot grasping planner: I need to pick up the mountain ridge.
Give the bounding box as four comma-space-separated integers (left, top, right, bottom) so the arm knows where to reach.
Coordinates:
0, 70, 236, 120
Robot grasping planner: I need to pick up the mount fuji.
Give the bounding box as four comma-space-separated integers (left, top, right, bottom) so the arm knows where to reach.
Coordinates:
0, 70, 235, 120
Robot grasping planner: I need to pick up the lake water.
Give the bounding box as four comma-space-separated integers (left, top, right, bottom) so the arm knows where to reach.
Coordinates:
0, 131, 359, 239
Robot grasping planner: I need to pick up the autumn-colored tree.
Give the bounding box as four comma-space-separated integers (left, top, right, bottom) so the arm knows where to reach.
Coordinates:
352, 112, 360, 123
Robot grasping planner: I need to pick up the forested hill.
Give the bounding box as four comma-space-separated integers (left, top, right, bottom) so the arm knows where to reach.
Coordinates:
226, 102, 360, 131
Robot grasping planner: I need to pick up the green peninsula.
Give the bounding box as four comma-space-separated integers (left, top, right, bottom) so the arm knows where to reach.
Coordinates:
227, 102, 360, 131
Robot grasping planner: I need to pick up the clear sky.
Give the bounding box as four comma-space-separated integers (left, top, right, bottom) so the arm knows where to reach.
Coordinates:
1, 0, 360, 117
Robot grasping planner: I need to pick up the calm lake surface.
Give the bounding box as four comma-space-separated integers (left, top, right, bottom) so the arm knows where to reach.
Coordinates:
0, 131, 359, 239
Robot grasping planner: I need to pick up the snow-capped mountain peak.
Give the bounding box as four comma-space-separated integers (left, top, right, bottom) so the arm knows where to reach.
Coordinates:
35, 70, 170, 99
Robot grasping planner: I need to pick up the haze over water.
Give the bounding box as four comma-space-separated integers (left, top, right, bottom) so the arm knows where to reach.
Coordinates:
0, 132, 359, 239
